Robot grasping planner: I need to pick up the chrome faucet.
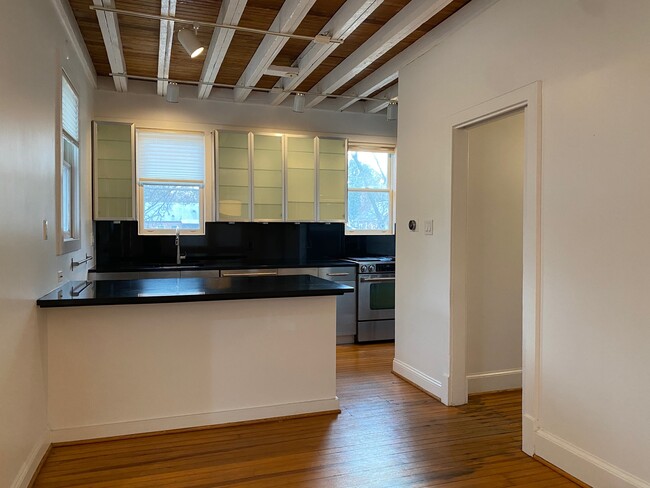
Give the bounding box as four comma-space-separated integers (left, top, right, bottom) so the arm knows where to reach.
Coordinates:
175, 227, 186, 265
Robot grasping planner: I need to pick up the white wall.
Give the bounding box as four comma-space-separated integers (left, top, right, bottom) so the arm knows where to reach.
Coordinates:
95, 78, 397, 144
0, 1, 94, 486
466, 111, 523, 392
396, 0, 650, 486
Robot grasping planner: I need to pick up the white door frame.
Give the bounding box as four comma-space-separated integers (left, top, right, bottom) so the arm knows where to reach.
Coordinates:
449, 81, 541, 455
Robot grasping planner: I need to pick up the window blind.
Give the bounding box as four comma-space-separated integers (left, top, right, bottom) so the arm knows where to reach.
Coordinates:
62, 76, 79, 141
137, 130, 205, 182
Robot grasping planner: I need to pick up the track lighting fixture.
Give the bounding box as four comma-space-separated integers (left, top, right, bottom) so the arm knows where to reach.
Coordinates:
178, 26, 204, 58
166, 82, 180, 103
292, 93, 306, 113
387, 101, 398, 121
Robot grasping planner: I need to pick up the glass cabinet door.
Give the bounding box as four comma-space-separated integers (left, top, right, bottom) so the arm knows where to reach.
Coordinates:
252, 134, 284, 221
317, 137, 347, 222
93, 121, 135, 220
286, 136, 316, 221
216, 131, 250, 221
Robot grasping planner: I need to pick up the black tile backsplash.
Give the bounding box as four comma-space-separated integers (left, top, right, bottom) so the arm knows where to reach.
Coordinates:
94, 221, 347, 270
95, 221, 396, 271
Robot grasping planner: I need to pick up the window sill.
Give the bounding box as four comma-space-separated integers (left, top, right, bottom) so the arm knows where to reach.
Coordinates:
58, 237, 81, 256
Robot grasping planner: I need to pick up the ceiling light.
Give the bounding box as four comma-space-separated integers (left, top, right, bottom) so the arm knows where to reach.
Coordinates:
293, 93, 305, 113
387, 101, 398, 121
178, 27, 204, 58
266, 65, 300, 78
166, 82, 179, 103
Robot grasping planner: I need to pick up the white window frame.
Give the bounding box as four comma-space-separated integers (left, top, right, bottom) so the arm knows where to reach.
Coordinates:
57, 71, 81, 255
136, 128, 208, 236
346, 145, 396, 235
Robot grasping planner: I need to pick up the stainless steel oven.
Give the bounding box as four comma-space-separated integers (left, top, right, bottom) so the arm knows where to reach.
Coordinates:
349, 258, 395, 342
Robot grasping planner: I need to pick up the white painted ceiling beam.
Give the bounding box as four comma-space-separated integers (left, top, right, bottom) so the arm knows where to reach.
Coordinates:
364, 84, 398, 114
305, 0, 453, 109
267, 0, 383, 106
156, 0, 176, 96
92, 0, 127, 92
233, 0, 316, 103
334, 0, 500, 111
198, 0, 248, 100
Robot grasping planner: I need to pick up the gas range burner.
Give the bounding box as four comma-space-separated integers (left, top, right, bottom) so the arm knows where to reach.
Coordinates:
347, 256, 395, 263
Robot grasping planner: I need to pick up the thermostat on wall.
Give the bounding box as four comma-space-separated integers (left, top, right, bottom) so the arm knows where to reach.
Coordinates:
408, 220, 417, 232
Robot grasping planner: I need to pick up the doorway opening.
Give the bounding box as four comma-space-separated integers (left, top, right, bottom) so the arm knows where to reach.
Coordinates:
449, 82, 541, 455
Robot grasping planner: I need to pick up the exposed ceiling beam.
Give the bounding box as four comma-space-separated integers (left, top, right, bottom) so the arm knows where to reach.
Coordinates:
267, 0, 383, 107
364, 84, 398, 114
232, 0, 316, 103
198, 0, 248, 100
156, 0, 176, 96
305, 0, 453, 109
334, 0, 500, 112
92, 0, 127, 92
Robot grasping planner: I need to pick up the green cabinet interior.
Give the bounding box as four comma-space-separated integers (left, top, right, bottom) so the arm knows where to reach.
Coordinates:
93, 121, 134, 220
217, 131, 250, 221
318, 138, 347, 222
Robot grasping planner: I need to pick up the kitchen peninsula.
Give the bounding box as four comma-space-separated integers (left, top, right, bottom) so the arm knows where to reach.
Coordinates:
38, 275, 351, 443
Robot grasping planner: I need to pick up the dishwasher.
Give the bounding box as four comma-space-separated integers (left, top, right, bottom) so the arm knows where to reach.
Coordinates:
319, 267, 357, 344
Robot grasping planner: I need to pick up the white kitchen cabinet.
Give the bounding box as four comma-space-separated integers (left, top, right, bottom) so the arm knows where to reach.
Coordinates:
93, 121, 135, 220
317, 137, 347, 222
252, 133, 284, 221
215, 131, 251, 221
286, 136, 316, 222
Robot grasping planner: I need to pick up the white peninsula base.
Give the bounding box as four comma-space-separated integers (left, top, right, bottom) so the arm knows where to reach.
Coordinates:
45, 295, 338, 443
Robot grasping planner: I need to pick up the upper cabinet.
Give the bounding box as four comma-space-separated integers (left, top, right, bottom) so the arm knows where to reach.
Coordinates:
286, 136, 316, 222
214, 131, 346, 223
216, 131, 251, 221
93, 121, 135, 220
317, 137, 347, 222
252, 134, 284, 221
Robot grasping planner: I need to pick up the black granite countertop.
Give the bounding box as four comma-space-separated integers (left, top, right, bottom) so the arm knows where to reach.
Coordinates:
37, 275, 353, 308
90, 259, 356, 273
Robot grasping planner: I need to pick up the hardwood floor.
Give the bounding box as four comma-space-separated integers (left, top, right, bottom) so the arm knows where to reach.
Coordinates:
33, 343, 579, 487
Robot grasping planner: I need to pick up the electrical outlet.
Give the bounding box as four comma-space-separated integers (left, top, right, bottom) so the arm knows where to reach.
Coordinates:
57, 270, 64, 283
424, 219, 434, 235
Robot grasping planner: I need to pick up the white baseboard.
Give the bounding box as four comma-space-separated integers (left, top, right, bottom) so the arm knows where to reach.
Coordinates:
466, 368, 522, 394
10, 432, 51, 488
50, 397, 340, 443
392, 358, 447, 404
535, 429, 650, 488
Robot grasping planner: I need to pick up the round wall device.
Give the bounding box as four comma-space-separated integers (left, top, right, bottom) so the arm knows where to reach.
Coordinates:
408, 220, 417, 231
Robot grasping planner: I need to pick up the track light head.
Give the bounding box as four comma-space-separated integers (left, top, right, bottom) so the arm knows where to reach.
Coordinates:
166, 82, 180, 103
292, 93, 306, 113
178, 27, 204, 58
387, 101, 398, 121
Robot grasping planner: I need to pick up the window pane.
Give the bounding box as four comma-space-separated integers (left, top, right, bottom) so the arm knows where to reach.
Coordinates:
62, 162, 71, 238
142, 184, 200, 230
347, 191, 390, 232
62, 75, 79, 141
348, 151, 389, 190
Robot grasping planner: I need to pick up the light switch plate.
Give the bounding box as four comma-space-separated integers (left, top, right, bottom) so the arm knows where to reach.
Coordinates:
42, 220, 48, 240
424, 219, 433, 235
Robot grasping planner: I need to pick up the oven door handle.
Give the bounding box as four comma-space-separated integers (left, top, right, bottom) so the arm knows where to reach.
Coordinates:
359, 277, 395, 283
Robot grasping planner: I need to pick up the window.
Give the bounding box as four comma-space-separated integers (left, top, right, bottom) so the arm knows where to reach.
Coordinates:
346, 146, 395, 234
58, 73, 81, 254
136, 129, 206, 235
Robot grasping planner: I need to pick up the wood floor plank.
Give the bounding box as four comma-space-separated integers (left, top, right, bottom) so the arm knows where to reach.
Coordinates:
33, 343, 581, 487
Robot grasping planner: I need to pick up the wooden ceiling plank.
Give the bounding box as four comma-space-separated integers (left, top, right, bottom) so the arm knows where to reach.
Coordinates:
92, 0, 128, 91
364, 83, 398, 113
268, 0, 383, 106
305, 0, 453, 108
334, 0, 494, 111
157, 0, 177, 96
232, 0, 317, 103
198, 0, 249, 100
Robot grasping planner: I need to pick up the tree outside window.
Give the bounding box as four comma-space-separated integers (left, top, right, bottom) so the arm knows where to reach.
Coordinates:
346, 150, 395, 234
